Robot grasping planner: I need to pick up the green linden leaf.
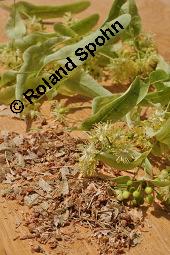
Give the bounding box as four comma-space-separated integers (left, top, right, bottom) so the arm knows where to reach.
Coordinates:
81, 77, 149, 130
97, 150, 150, 170
15, 37, 66, 100
149, 69, 169, 84
155, 118, 170, 148
59, 69, 112, 98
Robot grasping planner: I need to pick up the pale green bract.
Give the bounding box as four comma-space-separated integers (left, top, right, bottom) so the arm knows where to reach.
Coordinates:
128, 0, 141, 36
54, 14, 100, 37
4, 1, 91, 19
44, 14, 131, 65
70, 14, 99, 35
104, 0, 127, 23
14, 32, 64, 51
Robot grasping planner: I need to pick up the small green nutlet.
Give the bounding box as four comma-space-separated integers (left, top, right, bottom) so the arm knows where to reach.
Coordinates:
122, 190, 130, 200
127, 180, 133, 186
145, 194, 154, 204
58, 107, 69, 114
133, 190, 141, 199
145, 186, 153, 195
115, 189, 122, 196
116, 191, 123, 201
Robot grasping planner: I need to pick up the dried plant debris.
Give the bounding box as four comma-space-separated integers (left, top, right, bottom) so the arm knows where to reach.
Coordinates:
0, 127, 142, 254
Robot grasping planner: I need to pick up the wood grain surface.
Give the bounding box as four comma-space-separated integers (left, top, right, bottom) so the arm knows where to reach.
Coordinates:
0, 1, 170, 255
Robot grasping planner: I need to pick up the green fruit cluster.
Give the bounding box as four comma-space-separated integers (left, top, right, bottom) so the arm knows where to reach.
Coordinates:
114, 179, 154, 206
